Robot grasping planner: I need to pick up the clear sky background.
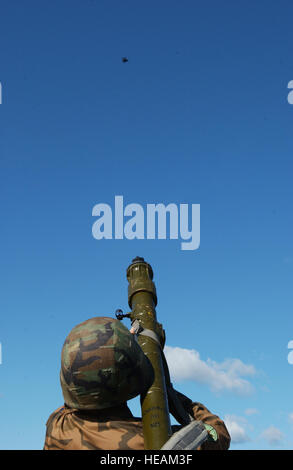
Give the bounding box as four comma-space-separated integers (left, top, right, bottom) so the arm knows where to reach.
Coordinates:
0, 0, 292, 450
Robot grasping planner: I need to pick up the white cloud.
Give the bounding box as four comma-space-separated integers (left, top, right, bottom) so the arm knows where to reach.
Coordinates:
164, 345, 256, 395
260, 426, 283, 446
224, 415, 250, 444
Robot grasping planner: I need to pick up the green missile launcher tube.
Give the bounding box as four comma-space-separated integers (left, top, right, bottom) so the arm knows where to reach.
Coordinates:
126, 257, 172, 450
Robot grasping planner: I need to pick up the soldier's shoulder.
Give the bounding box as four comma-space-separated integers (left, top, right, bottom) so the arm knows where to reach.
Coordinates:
45, 406, 69, 427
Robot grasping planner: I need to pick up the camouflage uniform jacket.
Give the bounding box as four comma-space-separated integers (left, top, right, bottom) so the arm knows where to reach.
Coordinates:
44, 401, 230, 450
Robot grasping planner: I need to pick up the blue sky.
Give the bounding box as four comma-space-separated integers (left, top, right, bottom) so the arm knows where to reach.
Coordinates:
0, 0, 293, 450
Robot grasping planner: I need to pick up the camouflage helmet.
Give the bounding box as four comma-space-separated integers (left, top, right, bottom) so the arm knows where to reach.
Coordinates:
60, 316, 154, 410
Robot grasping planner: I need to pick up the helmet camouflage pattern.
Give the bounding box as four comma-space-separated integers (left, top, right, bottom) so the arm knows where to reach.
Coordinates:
60, 316, 154, 410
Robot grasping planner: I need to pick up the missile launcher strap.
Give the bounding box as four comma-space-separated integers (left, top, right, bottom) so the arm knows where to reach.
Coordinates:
131, 319, 162, 345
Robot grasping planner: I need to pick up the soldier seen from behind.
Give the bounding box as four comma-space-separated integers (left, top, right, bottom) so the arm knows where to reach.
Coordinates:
43, 316, 230, 450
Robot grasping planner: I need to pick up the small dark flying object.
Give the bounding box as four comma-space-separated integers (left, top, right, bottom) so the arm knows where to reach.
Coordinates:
122, 57, 128, 63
